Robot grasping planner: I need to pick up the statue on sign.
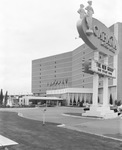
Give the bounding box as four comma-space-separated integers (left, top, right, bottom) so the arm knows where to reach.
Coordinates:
85, 1, 94, 35
77, 4, 86, 20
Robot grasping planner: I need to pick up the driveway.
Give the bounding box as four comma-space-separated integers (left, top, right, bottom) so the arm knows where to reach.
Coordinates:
0, 107, 122, 141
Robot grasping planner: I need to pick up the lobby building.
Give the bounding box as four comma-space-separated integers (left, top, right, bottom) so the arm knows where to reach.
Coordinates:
32, 22, 122, 106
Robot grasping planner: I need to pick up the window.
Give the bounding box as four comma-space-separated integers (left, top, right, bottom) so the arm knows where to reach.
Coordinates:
108, 67, 113, 72
97, 62, 101, 68
102, 65, 106, 70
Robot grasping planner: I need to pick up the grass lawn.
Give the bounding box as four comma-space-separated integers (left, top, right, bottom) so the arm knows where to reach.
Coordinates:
0, 111, 122, 150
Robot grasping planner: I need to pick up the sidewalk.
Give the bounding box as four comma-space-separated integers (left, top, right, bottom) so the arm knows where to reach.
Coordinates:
62, 112, 122, 141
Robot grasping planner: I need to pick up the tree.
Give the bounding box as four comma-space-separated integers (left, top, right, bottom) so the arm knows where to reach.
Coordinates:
117, 100, 121, 106
70, 98, 72, 105
4, 91, 8, 106
73, 97, 76, 106
90, 95, 92, 104
0, 89, 4, 105
80, 96, 84, 107
98, 96, 100, 103
109, 94, 113, 105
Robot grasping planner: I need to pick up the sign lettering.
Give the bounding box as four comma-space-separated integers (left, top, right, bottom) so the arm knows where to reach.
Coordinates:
77, 17, 119, 56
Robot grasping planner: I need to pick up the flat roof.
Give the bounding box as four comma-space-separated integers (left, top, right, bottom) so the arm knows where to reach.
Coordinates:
22, 96, 64, 101
46, 88, 93, 95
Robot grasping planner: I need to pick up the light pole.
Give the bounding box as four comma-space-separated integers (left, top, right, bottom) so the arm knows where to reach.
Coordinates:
42, 106, 46, 125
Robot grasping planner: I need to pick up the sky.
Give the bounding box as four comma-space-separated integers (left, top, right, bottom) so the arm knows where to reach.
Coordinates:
0, 0, 122, 95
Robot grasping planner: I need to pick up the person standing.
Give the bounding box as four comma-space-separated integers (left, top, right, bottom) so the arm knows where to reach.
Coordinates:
85, 1, 94, 34
77, 4, 86, 20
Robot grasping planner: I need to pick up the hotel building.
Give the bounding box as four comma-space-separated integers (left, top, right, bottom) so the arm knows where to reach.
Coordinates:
32, 22, 122, 106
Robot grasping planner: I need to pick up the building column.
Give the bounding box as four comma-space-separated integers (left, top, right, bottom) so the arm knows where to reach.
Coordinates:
103, 56, 109, 107
92, 51, 99, 107
67, 93, 70, 106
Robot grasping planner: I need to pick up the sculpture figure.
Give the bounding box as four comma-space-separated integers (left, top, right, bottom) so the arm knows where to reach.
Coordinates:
77, 4, 86, 20
85, 1, 94, 35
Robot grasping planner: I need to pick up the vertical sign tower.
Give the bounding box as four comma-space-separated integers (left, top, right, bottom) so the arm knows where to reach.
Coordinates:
77, 1, 119, 118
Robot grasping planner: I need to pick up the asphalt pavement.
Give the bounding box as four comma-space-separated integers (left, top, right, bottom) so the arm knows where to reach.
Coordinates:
0, 107, 122, 141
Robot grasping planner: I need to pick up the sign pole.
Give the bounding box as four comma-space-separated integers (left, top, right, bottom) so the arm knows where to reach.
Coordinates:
92, 51, 99, 107
43, 107, 46, 125
103, 56, 109, 107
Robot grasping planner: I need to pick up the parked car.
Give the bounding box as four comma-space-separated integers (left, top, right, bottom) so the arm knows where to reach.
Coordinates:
118, 104, 122, 113
11, 104, 20, 108
110, 105, 122, 115
83, 102, 90, 111
110, 105, 118, 112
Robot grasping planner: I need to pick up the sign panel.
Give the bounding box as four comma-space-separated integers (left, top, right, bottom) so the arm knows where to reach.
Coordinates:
91, 59, 116, 78
82, 59, 116, 78
77, 17, 119, 56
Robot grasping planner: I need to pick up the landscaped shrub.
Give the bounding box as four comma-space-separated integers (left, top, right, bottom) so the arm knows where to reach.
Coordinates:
114, 100, 121, 106
109, 94, 113, 105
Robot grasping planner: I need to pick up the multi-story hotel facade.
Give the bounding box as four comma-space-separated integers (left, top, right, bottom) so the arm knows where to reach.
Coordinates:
32, 22, 122, 106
